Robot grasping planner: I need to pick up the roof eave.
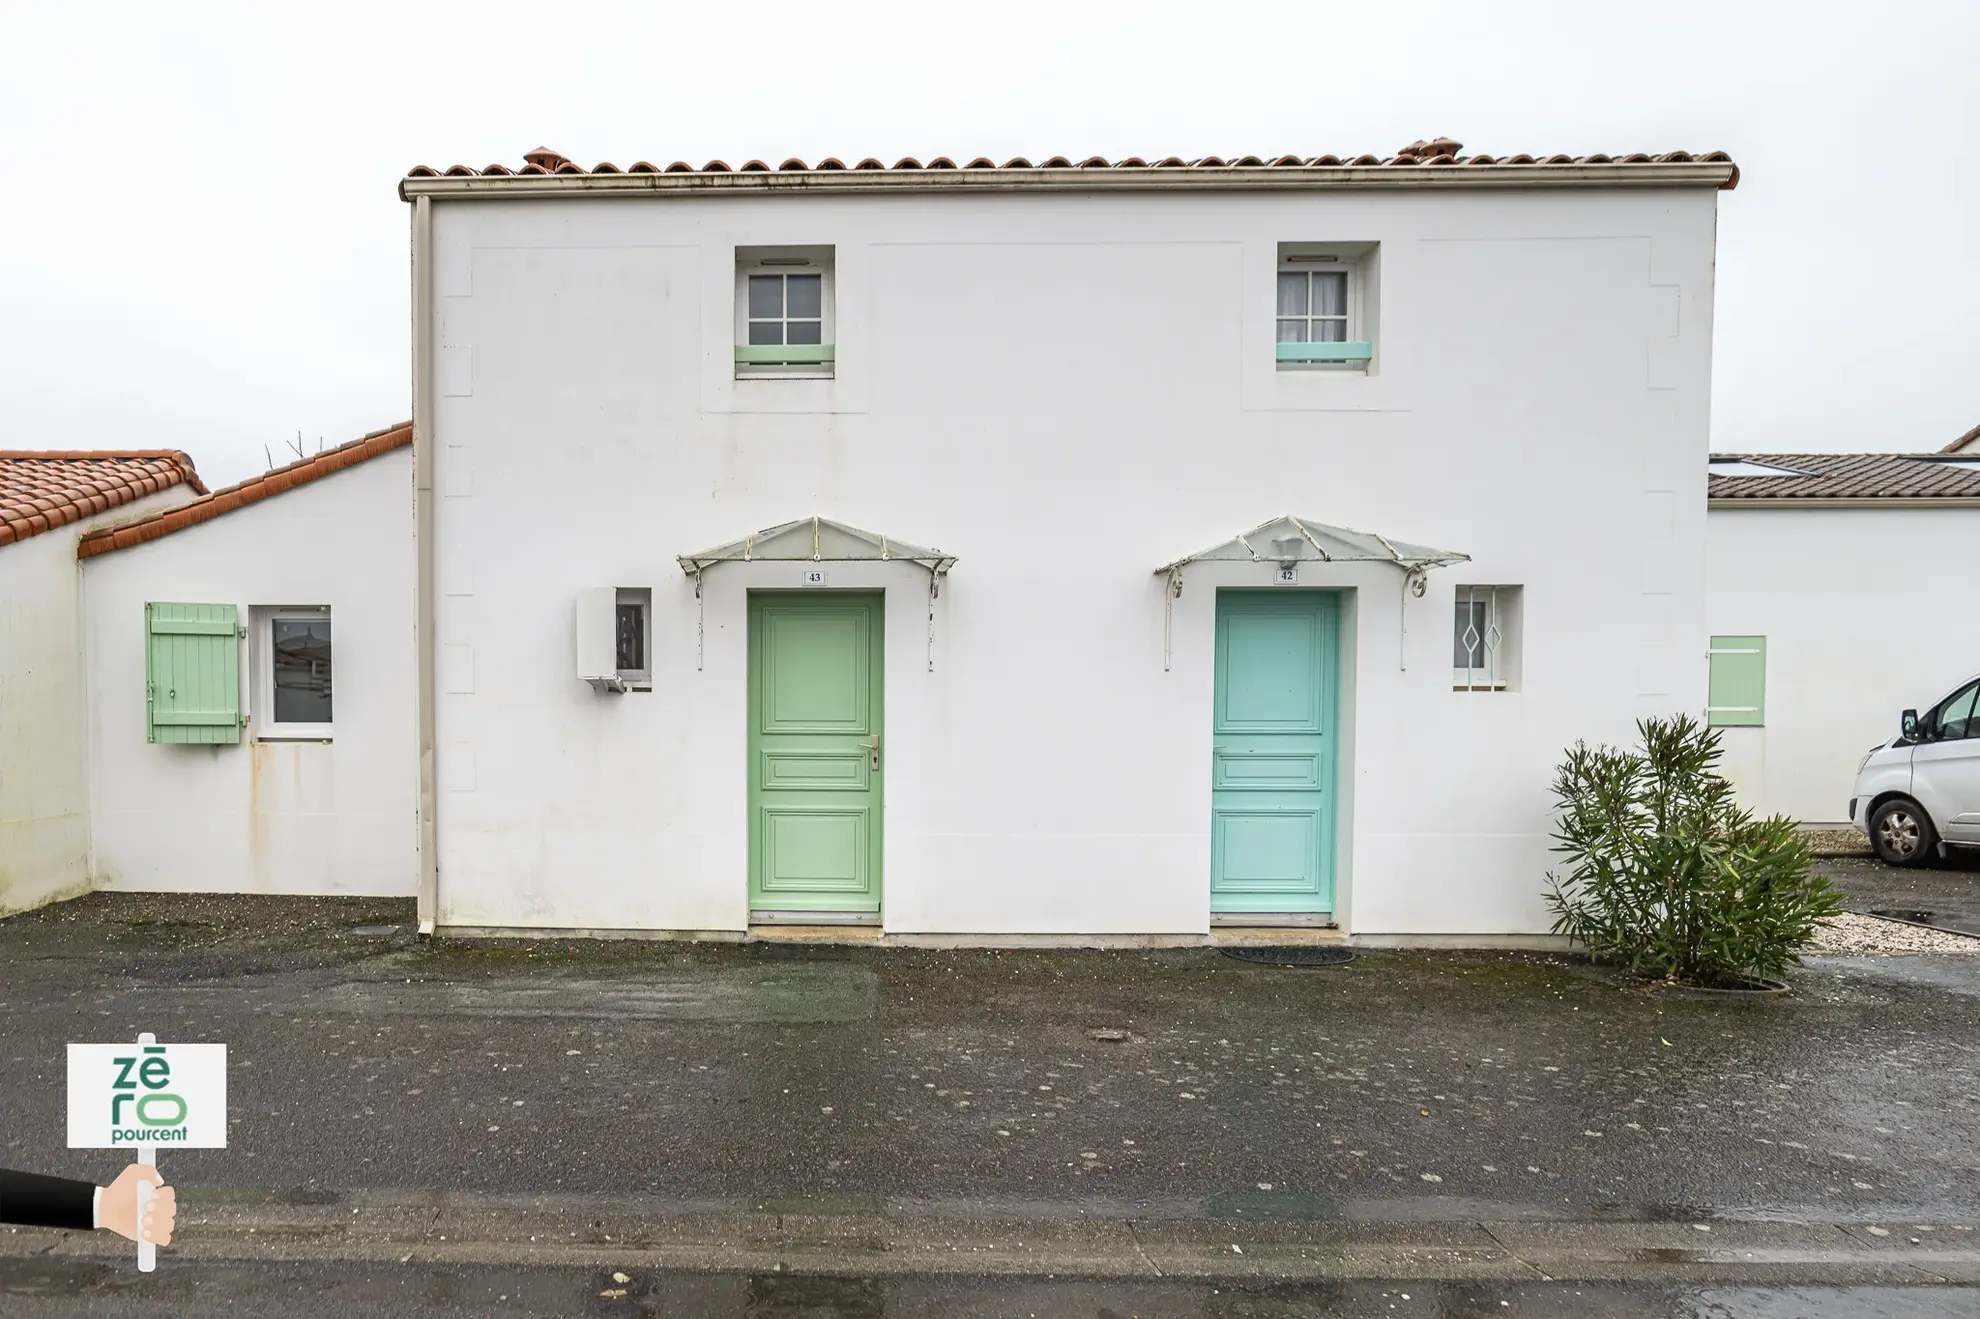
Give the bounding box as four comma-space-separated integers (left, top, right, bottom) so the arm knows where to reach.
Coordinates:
399, 161, 1738, 203
1709, 496, 1980, 510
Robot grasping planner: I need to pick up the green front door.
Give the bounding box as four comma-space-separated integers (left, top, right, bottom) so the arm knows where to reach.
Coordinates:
748, 592, 884, 916
1210, 591, 1339, 915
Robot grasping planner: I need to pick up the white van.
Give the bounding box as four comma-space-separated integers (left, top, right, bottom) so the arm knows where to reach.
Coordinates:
1851, 672, 1980, 866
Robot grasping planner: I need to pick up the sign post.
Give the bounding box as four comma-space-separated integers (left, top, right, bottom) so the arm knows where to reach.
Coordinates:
67, 1032, 226, 1272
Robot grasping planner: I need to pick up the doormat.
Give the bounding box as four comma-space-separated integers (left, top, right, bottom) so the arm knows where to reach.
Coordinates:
1221, 947, 1355, 967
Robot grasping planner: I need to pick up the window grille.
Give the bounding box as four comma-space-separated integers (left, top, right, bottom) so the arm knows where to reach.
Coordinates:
1454, 586, 1505, 691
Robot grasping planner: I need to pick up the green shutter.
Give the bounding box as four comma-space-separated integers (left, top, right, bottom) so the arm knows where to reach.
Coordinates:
146, 603, 243, 744
1706, 635, 1766, 728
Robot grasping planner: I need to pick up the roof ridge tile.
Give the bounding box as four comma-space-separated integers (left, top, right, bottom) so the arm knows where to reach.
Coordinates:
75, 422, 412, 559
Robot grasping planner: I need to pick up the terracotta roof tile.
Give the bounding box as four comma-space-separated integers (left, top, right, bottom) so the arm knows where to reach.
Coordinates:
407, 142, 1739, 189
1941, 421, 1980, 454
0, 451, 205, 549
76, 422, 411, 559
1709, 452, 1980, 502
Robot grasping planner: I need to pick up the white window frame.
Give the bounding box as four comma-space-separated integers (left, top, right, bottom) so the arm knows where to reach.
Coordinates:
735, 250, 835, 379
1274, 244, 1376, 372
1276, 267, 1354, 345
615, 587, 652, 690
1453, 586, 1517, 692
255, 606, 334, 740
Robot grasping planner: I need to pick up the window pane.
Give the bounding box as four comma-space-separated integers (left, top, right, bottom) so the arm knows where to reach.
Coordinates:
747, 275, 783, 319
785, 319, 823, 345
1276, 271, 1308, 316
1938, 682, 1980, 739
1313, 270, 1347, 317
616, 603, 645, 673
1453, 601, 1486, 668
747, 320, 784, 345
785, 274, 823, 319
1313, 318, 1347, 343
1276, 319, 1308, 344
272, 617, 332, 723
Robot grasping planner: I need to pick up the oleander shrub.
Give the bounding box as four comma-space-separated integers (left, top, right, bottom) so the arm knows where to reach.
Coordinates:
1545, 714, 1840, 988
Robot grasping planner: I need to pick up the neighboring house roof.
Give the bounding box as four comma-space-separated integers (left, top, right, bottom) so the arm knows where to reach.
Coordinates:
77, 421, 411, 559
1942, 421, 1980, 454
1708, 452, 1980, 505
0, 451, 206, 548
403, 141, 1739, 197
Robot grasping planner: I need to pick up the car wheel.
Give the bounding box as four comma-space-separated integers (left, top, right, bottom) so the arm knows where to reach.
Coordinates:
1869, 797, 1938, 867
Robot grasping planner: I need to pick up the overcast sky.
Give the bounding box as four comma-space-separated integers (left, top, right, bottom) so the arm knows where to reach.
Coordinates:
3, 0, 1974, 488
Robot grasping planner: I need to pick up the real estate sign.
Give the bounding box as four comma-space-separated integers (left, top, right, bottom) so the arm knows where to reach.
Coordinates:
67, 1040, 227, 1149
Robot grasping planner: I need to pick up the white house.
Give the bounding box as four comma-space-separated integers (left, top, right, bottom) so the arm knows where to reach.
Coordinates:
75, 425, 417, 897
398, 140, 1739, 941
1, 451, 203, 915
1705, 441, 1980, 824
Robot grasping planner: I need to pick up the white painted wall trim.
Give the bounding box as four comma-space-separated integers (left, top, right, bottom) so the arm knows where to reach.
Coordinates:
400, 162, 1736, 203
412, 193, 438, 935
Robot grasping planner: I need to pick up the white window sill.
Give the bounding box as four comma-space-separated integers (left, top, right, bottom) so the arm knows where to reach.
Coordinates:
1275, 361, 1371, 374
256, 726, 334, 742
735, 370, 836, 382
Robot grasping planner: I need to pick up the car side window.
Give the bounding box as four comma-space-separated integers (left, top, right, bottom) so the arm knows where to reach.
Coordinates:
1934, 682, 1980, 740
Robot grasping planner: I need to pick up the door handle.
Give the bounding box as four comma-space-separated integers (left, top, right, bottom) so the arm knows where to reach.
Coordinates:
860, 734, 880, 770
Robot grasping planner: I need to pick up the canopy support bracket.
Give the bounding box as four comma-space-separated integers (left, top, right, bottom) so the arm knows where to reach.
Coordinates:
925, 568, 941, 673
693, 568, 704, 672
1163, 568, 1183, 671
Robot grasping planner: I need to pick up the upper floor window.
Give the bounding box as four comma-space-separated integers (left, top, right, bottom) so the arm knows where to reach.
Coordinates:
1277, 269, 1348, 344
736, 246, 834, 378
1275, 244, 1376, 370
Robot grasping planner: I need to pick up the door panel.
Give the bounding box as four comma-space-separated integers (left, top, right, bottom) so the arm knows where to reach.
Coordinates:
1211, 592, 1338, 915
749, 593, 883, 914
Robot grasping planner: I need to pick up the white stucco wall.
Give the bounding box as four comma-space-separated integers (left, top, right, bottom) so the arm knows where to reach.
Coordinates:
82, 449, 416, 895
425, 185, 1721, 937
1706, 505, 1980, 823
0, 488, 191, 915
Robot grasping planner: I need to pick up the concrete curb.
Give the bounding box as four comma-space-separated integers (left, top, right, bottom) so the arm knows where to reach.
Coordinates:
6, 1193, 1977, 1285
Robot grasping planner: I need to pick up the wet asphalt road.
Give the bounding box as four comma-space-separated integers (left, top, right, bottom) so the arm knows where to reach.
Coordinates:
1, 1256, 1977, 1319
4, 892, 1980, 1224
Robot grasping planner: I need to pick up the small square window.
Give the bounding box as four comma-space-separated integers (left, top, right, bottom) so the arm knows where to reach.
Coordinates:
737, 247, 834, 377
615, 587, 652, 687
1453, 586, 1521, 691
256, 607, 334, 738
1275, 244, 1376, 370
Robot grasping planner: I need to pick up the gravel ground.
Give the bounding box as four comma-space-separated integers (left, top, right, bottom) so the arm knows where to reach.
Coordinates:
1800, 826, 1871, 857
1809, 911, 1980, 956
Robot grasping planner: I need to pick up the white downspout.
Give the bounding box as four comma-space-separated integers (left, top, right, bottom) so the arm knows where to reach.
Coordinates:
411, 193, 439, 936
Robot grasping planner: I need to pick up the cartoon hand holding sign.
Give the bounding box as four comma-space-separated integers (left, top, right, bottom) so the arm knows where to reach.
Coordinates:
56, 1032, 226, 1271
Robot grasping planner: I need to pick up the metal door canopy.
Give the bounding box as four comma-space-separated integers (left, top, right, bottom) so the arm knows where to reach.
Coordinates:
1156, 514, 1467, 585
1154, 515, 1468, 672
676, 517, 957, 671
677, 516, 957, 576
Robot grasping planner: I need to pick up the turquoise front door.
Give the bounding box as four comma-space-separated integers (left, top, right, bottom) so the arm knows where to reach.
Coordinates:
1210, 591, 1339, 915
748, 592, 884, 916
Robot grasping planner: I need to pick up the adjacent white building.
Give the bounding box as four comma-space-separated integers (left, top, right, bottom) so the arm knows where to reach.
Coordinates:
1705, 446, 1980, 823
75, 426, 417, 897
401, 141, 1739, 941
0, 452, 204, 915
